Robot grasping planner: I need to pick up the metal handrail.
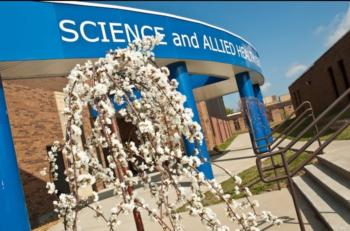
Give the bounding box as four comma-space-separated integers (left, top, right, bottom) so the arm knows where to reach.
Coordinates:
254, 87, 350, 231
241, 97, 321, 191
261, 86, 350, 160
271, 101, 312, 133
256, 100, 350, 181
254, 101, 321, 152
240, 98, 282, 189
255, 106, 312, 144
251, 101, 321, 154
269, 110, 313, 150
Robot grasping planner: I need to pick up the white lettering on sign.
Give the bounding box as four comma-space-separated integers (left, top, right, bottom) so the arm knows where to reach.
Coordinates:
59, 19, 260, 67
202, 35, 236, 56
80, 21, 99, 42
172, 32, 199, 49
109, 22, 125, 43
59, 19, 167, 45
59, 19, 79, 42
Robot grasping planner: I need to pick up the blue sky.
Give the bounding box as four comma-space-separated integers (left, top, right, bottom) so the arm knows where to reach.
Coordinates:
102, 1, 350, 110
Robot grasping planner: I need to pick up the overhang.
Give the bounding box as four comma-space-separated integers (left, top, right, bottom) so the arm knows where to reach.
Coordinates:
0, 1, 265, 101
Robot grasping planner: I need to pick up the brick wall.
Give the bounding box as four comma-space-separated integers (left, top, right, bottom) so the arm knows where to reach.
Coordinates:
3, 77, 95, 228
228, 120, 235, 133
238, 117, 247, 131
206, 96, 227, 119
210, 117, 223, 145
196, 96, 239, 150
227, 112, 249, 134
264, 99, 294, 126
289, 31, 350, 115
3, 79, 66, 228
271, 108, 284, 123
197, 101, 216, 150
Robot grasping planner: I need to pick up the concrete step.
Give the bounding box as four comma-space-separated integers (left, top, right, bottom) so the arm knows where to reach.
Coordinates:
293, 175, 350, 231
293, 186, 329, 231
304, 164, 350, 210
318, 152, 350, 181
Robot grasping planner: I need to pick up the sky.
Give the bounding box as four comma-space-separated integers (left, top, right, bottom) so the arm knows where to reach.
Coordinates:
101, 1, 350, 110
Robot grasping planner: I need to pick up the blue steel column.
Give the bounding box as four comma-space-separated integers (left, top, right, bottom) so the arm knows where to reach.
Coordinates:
0, 78, 31, 231
253, 84, 273, 144
168, 62, 214, 179
235, 72, 268, 153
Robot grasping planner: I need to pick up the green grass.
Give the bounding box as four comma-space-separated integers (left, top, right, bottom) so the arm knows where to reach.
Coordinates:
329, 126, 350, 140
214, 134, 238, 152
272, 110, 350, 141
213, 131, 248, 153
177, 151, 310, 212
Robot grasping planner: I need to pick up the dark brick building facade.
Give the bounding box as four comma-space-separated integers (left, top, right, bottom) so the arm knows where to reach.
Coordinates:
289, 31, 350, 115
3, 77, 68, 227
3, 77, 95, 227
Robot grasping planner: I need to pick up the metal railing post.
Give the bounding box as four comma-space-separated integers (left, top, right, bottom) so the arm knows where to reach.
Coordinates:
252, 87, 350, 231
309, 106, 323, 152
281, 152, 306, 231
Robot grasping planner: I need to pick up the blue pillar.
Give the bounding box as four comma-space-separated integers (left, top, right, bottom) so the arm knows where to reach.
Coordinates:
168, 62, 214, 179
253, 84, 273, 144
235, 72, 268, 153
0, 78, 31, 231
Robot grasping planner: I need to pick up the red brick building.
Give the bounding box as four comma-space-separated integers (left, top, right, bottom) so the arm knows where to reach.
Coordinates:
226, 93, 294, 132
3, 77, 70, 227
289, 31, 350, 115
197, 97, 236, 150
264, 93, 294, 126
227, 111, 249, 133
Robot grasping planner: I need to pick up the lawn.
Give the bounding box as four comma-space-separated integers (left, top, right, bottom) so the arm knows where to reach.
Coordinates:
272, 110, 350, 141
178, 150, 311, 211
214, 134, 238, 152
213, 132, 246, 153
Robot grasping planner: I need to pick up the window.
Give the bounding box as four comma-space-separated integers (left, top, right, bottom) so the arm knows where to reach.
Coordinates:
234, 119, 241, 131
337, 59, 350, 101
296, 90, 302, 105
328, 66, 339, 98
337, 59, 350, 93
46, 146, 70, 196
293, 91, 299, 106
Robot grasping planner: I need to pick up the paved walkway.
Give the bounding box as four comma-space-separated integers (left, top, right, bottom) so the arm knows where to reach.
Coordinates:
49, 188, 322, 231
275, 136, 350, 154
211, 133, 256, 182
50, 133, 349, 231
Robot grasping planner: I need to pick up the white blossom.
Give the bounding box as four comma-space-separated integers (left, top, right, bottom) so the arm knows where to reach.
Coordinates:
234, 175, 242, 185
43, 36, 281, 231
46, 182, 57, 195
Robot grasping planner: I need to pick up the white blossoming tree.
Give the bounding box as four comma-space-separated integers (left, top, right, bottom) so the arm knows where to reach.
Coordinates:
45, 36, 282, 231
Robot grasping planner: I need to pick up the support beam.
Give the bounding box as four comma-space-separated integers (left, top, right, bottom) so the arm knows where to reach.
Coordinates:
168, 62, 214, 179
253, 84, 273, 144
235, 72, 268, 153
0, 77, 31, 231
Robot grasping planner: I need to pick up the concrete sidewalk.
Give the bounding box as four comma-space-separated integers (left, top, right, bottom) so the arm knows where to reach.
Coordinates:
50, 132, 342, 231
49, 188, 323, 231
211, 133, 256, 183
276, 136, 350, 154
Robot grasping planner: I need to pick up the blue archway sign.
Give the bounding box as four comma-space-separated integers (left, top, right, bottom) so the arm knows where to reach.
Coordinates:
0, 2, 271, 230
0, 1, 262, 75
